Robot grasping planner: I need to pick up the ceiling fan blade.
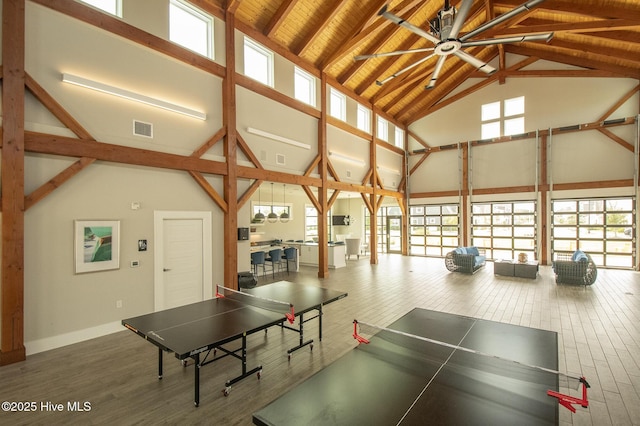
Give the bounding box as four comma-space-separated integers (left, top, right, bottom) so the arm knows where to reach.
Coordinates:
376, 53, 436, 86
354, 47, 435, 61
453, 50, 496, 74
461, 32, 553, 48
460, 0, 547, 42
447, 0, 473, 40
378, 5, 441, 45
425, 56, 447, 90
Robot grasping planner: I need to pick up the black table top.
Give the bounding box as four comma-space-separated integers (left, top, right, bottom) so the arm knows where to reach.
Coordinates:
244, 280, 348, 314
253, 308, 559, 426
122, 281, 347, 360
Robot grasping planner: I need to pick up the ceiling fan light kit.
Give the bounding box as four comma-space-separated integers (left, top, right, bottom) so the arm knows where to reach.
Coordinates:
358, 0, 553, 90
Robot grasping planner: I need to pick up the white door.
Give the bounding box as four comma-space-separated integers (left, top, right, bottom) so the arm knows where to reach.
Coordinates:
154, 211, 212, 311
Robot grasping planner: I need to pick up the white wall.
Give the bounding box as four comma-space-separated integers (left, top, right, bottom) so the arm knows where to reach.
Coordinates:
409, 74, 640, 197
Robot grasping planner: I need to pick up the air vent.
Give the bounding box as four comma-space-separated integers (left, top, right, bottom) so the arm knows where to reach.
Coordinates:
276, 153, 286, 165
346, 170, 352, 178
133, 120, 153, 138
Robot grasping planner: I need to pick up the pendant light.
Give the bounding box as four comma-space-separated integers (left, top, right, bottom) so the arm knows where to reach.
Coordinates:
253, 184, 265, 223
267, 183, 278, 223
280, 184, 290, 223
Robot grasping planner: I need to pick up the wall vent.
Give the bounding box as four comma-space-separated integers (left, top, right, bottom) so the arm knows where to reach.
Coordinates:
133, 120, 153, 138
276, 153, 286, 165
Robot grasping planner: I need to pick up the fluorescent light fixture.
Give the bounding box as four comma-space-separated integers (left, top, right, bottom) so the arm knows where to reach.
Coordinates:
61, 73, 206, 120
329, 151, 365, 166
377, 165, 401, 175
246, 127, 311, 150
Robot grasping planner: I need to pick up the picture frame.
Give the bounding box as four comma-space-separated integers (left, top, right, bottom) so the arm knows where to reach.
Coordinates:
75, 220, 120, 274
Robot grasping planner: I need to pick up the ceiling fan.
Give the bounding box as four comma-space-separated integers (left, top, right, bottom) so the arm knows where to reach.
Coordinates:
355, 0, 553, 89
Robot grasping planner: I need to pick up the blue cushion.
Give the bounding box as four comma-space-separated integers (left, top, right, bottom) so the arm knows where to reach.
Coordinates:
454, 248, 464, 255
474, 256, 486, 266
466, 246, 479, 256
572, 250, 588, 262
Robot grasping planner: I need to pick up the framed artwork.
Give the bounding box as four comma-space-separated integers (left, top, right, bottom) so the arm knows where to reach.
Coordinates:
75, 220, 120, 273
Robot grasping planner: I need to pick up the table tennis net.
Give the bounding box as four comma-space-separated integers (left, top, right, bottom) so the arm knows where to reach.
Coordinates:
217, 285, 295, 324
353, 319, 588, 407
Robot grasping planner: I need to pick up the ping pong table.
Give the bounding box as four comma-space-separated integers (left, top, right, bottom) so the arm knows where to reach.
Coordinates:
253, 308, 564, 425
122, 280, 347, 406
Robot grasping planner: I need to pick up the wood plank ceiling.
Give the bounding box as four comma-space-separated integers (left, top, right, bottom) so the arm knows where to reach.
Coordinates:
220, 0, 640, 125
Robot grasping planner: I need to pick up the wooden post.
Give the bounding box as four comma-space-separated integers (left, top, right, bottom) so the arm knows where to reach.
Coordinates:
223, 8, 239, 289
1, 0, 27, 365
317, 74, 328, 278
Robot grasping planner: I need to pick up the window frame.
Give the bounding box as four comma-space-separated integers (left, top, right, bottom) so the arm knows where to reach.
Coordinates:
79, 0, 122, 17
329, 87, 347, 121
357, 104, 371, 133
243, 37, 275, 87
294, 66, 316, 107
377, 116, 388, 142
395, 127, 405, 149
480, 96, 526, 139
169, 0, 214, 59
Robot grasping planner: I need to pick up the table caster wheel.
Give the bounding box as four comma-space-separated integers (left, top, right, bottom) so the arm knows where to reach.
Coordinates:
182, 360, 188, 367
257, 369, 262, 380
223, 386, 231, 397
287, 353, 291, 362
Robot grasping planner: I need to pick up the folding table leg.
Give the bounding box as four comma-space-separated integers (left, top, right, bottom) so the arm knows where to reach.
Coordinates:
194, 353, 200, 407
158, 347, 163, 379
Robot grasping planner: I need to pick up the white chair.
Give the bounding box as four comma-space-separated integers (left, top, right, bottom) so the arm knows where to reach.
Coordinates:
345, 238, 361, 260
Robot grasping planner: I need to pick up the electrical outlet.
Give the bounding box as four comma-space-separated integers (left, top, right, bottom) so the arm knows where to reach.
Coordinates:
116, 300, 123, 308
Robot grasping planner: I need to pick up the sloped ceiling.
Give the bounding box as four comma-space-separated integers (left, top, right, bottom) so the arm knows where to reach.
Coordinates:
219, 0, 640, 125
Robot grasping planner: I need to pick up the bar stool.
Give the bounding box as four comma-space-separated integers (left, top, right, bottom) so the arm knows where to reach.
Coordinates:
251, 251, 266, 278
284, 247, 297, 274
266, 248, 283, 278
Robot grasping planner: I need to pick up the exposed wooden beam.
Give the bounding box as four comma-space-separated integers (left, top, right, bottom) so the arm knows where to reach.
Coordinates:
321, 0, 388, 71
238, 179, 262, 210
321, 0, 423, 71
504, 45, 640, 80
24, 157, 96, 210
190, 126, 227, 158
223, 8, 239, 289
295, 0, 346, 57
189, 171, 228, 212
264, 0, 298, 37
25, 73, 93, 140
25, 132, 228, 175
1, 0, 26, 366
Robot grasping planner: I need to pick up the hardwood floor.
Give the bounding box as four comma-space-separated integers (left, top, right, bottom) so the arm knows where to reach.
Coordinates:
1, 255, 639, 425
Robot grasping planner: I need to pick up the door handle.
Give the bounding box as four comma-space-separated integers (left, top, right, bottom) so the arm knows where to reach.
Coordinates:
163, 268, 171, 272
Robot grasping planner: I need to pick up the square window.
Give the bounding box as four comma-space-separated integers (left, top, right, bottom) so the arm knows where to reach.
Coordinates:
329, 88, 346, 121
504, 117, 524, 136
481, 121, 500, 139
294, 67, 315, 106
169, 0, 213, 59
504, 96, 524, 117
244, 38, 274, 87
481, 101, 500, 121
357, 104, 371, 133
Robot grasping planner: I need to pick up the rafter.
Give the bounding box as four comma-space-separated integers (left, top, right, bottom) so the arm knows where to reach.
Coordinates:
295, 0, 347, 57
321, 0, 424, 70
264, 0, 298, 37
